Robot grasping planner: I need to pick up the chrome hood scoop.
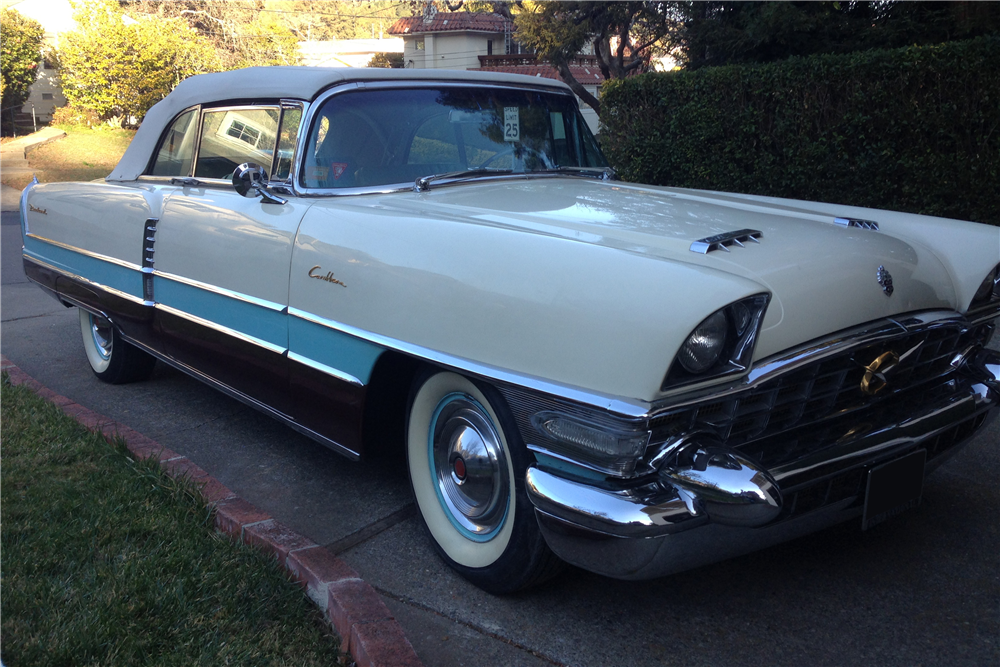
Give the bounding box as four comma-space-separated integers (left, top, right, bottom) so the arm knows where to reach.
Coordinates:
386, 179, 963, 359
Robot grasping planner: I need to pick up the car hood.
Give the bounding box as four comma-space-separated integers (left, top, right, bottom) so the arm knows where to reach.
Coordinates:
384, 178, 962, 360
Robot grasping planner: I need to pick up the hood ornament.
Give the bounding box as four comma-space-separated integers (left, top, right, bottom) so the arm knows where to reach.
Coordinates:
861, 350, 900, 395
877, 265, 894, 296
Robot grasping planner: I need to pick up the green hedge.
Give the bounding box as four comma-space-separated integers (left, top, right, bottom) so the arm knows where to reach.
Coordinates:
600, 36, 1000, 226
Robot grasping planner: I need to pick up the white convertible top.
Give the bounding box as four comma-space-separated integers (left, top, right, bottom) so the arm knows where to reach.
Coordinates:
108, 66, 571, 181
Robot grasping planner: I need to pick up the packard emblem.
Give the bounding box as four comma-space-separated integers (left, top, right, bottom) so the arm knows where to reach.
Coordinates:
876, 265, 893, 296
308, 265, 346, 288
861, 350, 900, 396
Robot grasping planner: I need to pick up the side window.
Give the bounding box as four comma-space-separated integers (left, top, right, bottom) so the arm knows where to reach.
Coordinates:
273, 105, 302, 182
151, 108, 198, 176
194, 107, 279, 180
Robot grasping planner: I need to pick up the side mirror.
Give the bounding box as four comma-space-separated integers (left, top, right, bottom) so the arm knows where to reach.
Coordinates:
232, 163, 287, 205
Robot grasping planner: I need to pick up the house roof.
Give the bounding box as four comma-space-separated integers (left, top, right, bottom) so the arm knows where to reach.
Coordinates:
388, 12, 507, 36
477, 64, 605, 86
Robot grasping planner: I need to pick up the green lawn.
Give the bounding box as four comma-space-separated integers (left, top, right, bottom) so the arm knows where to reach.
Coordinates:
1, 125, 134, 191
0, 375, 346, 666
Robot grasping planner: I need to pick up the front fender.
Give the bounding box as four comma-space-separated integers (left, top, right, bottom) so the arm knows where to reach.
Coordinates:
288, 197, 767, 402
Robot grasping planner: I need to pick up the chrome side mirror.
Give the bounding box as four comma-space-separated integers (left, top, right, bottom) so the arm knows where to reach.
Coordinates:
232, 163, 287, 205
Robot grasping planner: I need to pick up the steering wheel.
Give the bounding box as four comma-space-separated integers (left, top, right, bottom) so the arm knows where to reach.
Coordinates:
479, 148, 515, 170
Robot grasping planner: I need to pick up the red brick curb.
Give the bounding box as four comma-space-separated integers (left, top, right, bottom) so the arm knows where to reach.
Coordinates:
2, 355, 423, 667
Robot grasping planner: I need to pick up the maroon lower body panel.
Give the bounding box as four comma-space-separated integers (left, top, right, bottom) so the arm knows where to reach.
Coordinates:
23, 258, 163, 354
25, 258, 369, 461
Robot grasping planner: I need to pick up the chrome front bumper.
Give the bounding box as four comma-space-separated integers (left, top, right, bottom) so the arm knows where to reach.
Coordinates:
525, 348, 1000, 580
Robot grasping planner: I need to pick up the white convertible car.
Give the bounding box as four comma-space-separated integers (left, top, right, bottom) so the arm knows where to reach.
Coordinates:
20, 68, 1000, 593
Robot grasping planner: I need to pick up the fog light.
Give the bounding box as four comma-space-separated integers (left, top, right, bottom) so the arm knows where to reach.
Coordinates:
532, 412, 650, 459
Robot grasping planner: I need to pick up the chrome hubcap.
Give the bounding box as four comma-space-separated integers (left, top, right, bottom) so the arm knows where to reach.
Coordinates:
430, 393, 509, 539
90, 314, 113, 361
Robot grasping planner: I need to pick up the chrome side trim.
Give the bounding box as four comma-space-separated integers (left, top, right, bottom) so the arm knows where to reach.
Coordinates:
153, 270, 287, 313
689, 229, 762, 254
22, 254, 146, 306
287, 306, 650, 416
24, 233, 142, 273
120, 335, 361, 461
965, 299, 1000, 326
834, 217, 880, 231
19, 176, 37, 236
156, 303, 287, 355
287, 351, 363, 387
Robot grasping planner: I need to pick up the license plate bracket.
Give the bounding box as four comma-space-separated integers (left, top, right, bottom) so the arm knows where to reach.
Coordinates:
862, 449, 926, 530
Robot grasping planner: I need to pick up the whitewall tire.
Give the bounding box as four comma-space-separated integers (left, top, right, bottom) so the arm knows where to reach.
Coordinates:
406, 369, 561, 593
79, 309, 156, 384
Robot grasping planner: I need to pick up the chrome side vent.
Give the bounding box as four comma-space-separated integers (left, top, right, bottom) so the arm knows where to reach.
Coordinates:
690, 229, 763, 254
141, 217, 158, 305
835, 217, 879, 231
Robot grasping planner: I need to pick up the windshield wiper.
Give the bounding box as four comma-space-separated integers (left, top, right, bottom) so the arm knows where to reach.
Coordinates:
414, 168, 514, 192
538, 166, 616, 180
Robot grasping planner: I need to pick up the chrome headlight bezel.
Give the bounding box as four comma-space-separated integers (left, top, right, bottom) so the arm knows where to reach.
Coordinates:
662, 294, 771, 391
970, 264, 1000, 309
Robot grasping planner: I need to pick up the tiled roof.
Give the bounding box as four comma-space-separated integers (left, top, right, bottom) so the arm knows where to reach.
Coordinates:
475, 65, 605, 85
388, 12, 507, 35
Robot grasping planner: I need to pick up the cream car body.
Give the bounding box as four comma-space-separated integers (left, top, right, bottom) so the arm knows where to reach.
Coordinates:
20, 67, 1000, 592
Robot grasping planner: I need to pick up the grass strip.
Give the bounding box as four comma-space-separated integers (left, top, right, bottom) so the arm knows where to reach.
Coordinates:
1, 125, 134, 191
0, 374, 346, 666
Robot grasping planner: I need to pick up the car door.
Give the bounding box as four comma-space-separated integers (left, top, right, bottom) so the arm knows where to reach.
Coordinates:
145, 102, 311, 418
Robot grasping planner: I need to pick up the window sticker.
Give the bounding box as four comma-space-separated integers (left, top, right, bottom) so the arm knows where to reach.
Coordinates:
306, 166, 329, 181
331, 162, 348, 180
504, 107, 520, 142
551, 112, 566, 140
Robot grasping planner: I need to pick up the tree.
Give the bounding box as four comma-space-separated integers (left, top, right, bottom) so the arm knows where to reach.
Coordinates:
368, 52, 404, 68
1, 8, 45, 119
59, 0, 215, 126
515, 1, 682, 116
265, 1, 417, 41
123, 1, 300, 69
679, 1, 1000, 70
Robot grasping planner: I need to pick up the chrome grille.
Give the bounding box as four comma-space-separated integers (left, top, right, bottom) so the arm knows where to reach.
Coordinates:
649, 321, 986, 466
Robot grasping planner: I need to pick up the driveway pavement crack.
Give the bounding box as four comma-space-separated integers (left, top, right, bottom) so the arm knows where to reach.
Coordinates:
374, 588, 567, 666
2, 311, 60, 323
150, 409, 245, 439
323, 503, 417, 555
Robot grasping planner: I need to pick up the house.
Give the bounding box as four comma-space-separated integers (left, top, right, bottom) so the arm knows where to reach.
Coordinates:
2, 0, 74, 123
299, 38, 404, 68
387, 10, 604, 133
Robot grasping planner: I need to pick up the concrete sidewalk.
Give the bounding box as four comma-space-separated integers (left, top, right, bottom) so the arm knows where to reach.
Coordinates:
1, 126, 66, 209
2, 184, 21, 212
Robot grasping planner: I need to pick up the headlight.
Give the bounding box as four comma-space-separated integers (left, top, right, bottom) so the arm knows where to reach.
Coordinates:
663, 294, 770, 391
677, 311, 728, 373
972, 266, 998, 305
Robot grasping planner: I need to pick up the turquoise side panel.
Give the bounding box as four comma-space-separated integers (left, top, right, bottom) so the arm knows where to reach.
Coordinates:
24, 235, 382, 385
155, 278, 287, 350
288, 316, 384, 385
23, 237, 142, 300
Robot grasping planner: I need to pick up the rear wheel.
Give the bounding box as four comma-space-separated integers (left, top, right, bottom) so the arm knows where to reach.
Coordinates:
79, 309, 156, 384
406, 369, 561, 593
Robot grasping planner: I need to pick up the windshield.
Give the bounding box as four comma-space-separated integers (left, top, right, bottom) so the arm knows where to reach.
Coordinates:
300, 86, 607, 190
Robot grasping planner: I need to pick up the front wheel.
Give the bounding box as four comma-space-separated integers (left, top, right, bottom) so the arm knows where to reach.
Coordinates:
406, 370, 561, 594
79, 309, 156, 384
